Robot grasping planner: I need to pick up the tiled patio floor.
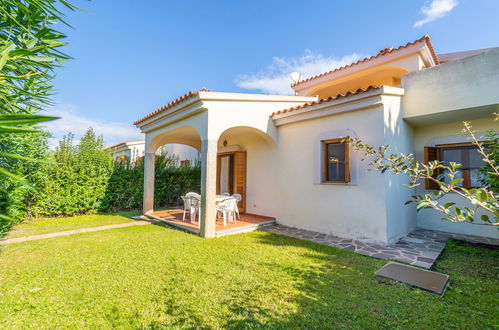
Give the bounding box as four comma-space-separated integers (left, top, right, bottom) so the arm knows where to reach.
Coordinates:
264, 225, 499, 269
147, 209, 276, 236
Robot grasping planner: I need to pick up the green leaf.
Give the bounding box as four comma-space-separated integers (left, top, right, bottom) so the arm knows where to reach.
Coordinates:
0, 114, 59, 125
0, 126, 39, 133
480, 214, 490, 222
0, 151, 53, 164
0, 50, 9, 71
0, 166, 24, 182
450, 179, 463, 186
443, 202, 455, 209
475, 189, 488, 203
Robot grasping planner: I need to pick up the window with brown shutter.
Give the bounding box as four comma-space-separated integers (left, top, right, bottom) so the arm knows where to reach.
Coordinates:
424, 143, 487, 190
424, 146, 440, 189
322, 139, 350, 183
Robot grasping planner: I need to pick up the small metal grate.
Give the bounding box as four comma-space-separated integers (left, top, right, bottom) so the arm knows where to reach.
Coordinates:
375, 262, 450, 296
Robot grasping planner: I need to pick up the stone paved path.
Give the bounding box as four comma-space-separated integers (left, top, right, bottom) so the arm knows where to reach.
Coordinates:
0, 219, 160, 245
264, 225, 498, 269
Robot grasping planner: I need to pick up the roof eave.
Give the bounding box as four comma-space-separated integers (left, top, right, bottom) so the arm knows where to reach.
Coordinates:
272, 86, 404, 125
291, 35, 439, 92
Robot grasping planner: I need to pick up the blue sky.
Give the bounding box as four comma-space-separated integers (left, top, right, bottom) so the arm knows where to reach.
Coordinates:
44, 0, 499, 147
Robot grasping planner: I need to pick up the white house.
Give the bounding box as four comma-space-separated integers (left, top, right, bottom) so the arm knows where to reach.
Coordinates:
106, 140, 199, 165
134, 35, 498, 242
106, 140, 145, 162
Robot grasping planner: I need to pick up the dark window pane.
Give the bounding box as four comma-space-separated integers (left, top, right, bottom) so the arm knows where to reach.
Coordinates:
441, 148, 462, 165
469, 147, 483, 169
440, 144, 486, 188
326, 142, 346, 182
328, 162, 346, 181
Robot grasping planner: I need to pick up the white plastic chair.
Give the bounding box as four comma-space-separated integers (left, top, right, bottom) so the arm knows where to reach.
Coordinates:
180, 195, 192, 221
216, 198, 237, 226
221, 192, 231, 196
232, 193, 242, 219
186, 192, 200, 199
185, 192, 201, 223
189, 195, 201, 224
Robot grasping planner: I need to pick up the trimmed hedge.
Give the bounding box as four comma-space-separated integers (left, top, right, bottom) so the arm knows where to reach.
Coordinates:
101, 157, 201, 212
30, 129, 201, 217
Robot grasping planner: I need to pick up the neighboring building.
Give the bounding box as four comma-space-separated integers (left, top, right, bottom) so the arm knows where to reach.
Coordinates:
106, 140, 199, 164
157, 144, 200, 166
106, 140, 145, 162
134, 35, 498, 242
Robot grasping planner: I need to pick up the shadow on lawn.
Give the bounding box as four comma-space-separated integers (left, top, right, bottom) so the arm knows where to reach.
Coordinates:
143, 231, 390, 329
221, 232, 387, 328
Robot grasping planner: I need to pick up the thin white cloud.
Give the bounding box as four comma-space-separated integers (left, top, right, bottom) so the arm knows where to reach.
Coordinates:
414, 0, 458, 27
235, 50, 364, 95
41, 103, 143, 149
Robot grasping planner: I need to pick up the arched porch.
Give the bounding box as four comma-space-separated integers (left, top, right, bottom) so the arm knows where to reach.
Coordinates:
144, 125, 277, 237
134, 90, 315, 237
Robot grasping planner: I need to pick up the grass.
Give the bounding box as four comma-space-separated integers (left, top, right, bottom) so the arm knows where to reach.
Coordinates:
4, 211, 140, 238
0, 215, 497, 328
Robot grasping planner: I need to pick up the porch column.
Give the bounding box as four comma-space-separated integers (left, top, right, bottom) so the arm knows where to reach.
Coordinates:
143, 152, 155, 215
199, 138, 217, 237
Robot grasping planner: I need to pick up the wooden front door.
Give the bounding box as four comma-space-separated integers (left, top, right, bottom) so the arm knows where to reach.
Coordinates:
216, 151, 246, 213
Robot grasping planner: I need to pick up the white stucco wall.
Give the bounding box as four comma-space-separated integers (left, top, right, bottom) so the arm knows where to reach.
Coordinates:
403, 48, 499, 124
275, 106, 390, 244
109, 142, 144, 162
382, 95, 418, 243
130, 144, 145, 161
217, 132, 278, 218
413, 118, 498, 239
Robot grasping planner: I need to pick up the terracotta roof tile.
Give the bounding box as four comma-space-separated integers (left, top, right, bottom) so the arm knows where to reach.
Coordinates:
271, 85, 381, 117
291, 35, 439, 89
134, 88, 212, 125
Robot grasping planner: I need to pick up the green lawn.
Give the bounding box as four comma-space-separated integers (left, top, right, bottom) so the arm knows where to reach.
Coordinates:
0, 215, 497, 329
5, 211, 140, 238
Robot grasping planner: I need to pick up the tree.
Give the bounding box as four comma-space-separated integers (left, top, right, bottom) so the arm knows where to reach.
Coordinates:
0, 0, 78, 178
0, 0, 77, 230
344, 116, 498, 226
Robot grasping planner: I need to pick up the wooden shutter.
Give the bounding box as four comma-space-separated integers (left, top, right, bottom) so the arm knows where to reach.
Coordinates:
344, 142, 350, 183
233, 151, 246, 213
424, 146, 440, 190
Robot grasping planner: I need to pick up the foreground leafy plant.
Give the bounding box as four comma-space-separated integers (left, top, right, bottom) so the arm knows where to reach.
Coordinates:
0, 114, 57, 180
0, 0, 78, 231
344, 117, 498, 225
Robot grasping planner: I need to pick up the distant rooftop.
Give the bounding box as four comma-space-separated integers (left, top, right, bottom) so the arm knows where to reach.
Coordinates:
105, 139, 144, 150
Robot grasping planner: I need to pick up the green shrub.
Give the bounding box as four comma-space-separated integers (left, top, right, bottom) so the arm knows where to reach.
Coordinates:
30, 129, 114, 217
101, 156, 201, 212
30, 128, 201, 216
0, 130, 49, 234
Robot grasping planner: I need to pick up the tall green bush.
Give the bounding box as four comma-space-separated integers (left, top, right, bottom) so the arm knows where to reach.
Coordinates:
30, 128, 201, 216
31, 129, 114, 216
101, 155, 201, 212
0, 130, 49, 233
